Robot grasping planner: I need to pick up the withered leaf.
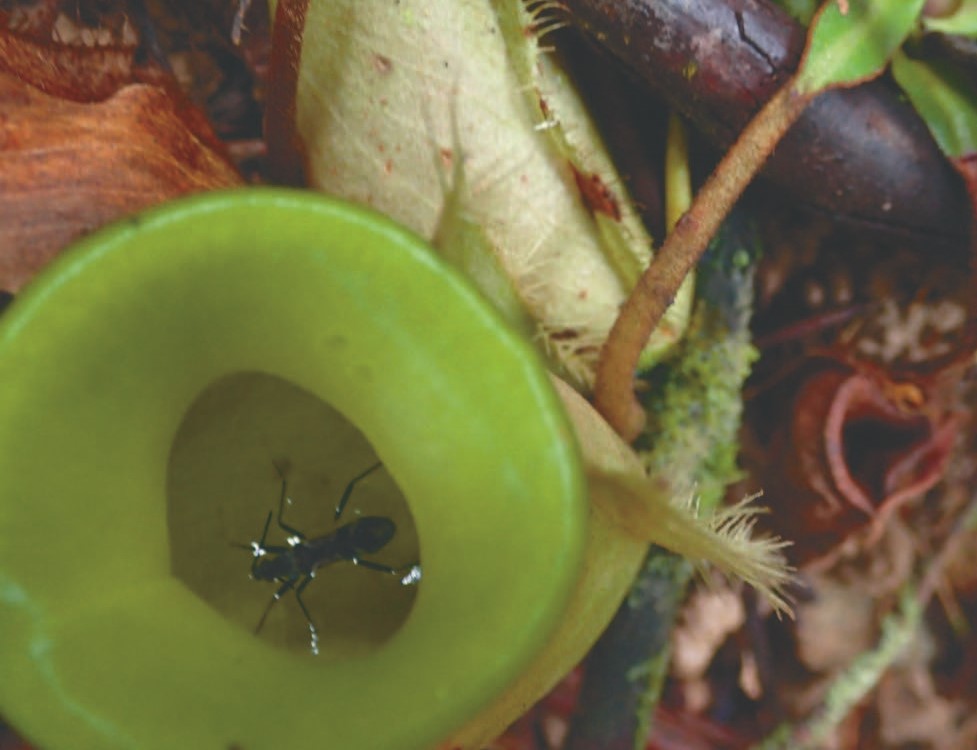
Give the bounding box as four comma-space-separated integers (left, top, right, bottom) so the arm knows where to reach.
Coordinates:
0, 29, 243, 292
756, 358, 957, 565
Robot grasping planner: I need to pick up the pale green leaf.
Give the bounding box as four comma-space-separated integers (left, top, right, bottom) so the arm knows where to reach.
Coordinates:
892, 51, 977, 157
431, 124, 536, 335
797, 0, 926, 93
923, 0, 977, 37
285, 0, 689, 389
771, 0, 819, 24
590, 470, 793, 617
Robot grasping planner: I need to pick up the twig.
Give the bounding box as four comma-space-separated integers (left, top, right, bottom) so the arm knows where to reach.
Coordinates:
917, 490, 977, 605
750, 493, 977, 749
593, 83, 810, 440
563, 209, 767, 750
562, 551, 692, 750
750, 587, 922, 750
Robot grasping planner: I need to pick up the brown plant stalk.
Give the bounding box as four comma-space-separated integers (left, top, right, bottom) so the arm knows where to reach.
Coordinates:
593, 82, 812, 440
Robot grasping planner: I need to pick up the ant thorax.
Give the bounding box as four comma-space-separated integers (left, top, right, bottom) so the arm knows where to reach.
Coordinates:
239, 462, 421, 654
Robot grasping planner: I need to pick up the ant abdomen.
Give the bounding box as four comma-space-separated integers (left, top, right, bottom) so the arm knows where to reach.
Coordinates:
241, 463, 420, 655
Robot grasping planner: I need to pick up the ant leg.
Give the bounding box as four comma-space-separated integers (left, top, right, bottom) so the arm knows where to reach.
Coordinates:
272, 464, 306, 541
349, 558, 400, 574
294, 575, 320, 655
352, 558, 423, 585
254, 577, 296, 634
251, 541, 292, 558
334, 461, 383, 520
241, 511, 274, 577
258, 510, 272, 545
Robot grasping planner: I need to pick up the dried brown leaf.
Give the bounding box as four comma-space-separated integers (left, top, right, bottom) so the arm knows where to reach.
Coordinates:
0, 29, 242, 291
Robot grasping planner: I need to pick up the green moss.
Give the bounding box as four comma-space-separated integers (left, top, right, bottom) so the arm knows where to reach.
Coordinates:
639, 217, 761, 512
583, 215, 765, 750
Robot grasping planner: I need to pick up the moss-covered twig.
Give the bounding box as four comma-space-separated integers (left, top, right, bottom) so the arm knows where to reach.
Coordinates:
751, 493, 977, 749
562, 550, 691, 750
562, 208, 771, 750
750, 588, 923, 750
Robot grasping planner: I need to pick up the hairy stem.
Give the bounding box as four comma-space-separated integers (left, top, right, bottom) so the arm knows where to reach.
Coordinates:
593, 81, 810, 440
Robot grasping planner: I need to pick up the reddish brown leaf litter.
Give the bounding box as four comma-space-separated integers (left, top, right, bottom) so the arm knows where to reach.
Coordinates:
744, 150, 977, 561
0, 26, 242, 292
3, 2, 977, 750
264, 0, 309, 186
753, 356, 958, 566
0, 22, 146, 101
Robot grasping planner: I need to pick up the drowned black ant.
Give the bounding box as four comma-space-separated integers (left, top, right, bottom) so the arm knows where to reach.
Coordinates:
239, 462, 421, 655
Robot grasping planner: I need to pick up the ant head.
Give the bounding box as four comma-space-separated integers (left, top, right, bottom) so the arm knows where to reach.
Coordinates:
352, 516, 396, 553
